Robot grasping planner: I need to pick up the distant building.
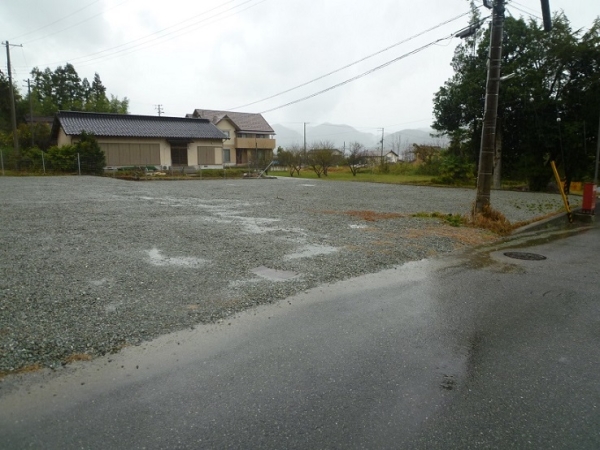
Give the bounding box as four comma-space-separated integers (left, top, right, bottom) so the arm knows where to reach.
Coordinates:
364, 150, 400, 164
189, 109, 276, 166
52, 111, 227, 169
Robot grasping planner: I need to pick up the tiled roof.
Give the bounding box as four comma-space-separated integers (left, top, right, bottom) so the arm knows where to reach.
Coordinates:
192, 109, 275, 134
53, 111, 227, 140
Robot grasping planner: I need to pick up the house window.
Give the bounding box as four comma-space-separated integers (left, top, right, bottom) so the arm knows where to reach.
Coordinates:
222, 130, 230, 138
223, 148, 231, 163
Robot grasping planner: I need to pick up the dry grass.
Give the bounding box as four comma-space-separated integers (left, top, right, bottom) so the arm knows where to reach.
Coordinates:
467, 205, 515, 236
402, 224, 498, 247
62, 353, 93, 364
0, 363, 43, 380
320, 210, 405, 222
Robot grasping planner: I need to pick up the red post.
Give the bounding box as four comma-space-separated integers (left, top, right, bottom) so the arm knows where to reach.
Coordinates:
581, 183, 596, 214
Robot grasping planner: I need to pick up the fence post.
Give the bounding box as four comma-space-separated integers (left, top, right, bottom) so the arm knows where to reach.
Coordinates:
77, 153, 81, 175
41, 151, 46, 174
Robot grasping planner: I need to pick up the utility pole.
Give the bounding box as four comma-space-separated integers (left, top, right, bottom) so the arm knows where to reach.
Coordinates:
155, 104, 164, 116
594, 107, 600, 185
303, 122, 308, 164
4, 41, 22, 157
380, 128, 385, 167
474, 0, 505, 213
25, 79, 34, 147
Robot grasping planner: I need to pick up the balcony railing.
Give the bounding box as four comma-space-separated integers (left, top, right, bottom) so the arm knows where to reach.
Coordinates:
235, 137, 276, 150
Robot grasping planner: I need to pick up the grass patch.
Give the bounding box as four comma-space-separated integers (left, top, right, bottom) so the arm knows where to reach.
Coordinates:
276, 167, 435, 185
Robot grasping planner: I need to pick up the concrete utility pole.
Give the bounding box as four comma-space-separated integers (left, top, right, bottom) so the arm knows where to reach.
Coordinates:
155, 104, 164, 116
474, 0, 505, 213
4, 41, 22, 157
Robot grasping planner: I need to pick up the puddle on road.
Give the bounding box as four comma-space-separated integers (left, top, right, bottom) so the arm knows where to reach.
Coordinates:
284, 244, 338, 260
146, 248, 207, 268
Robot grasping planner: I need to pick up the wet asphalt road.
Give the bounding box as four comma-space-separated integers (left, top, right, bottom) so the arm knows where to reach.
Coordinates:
0, 223, 598, 449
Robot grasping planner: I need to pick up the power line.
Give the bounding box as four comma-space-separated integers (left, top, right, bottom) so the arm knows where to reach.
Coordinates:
229, 9, 479, 111
8, 0, 102, 41
20, 0, 133, 45
508, 0, 542, 17
17, 0, 262, 69
507, 3, 542, 20
259, 34, 456, 115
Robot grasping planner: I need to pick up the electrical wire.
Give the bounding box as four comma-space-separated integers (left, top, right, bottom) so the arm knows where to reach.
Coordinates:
259, 34, 455, 115
229, 9, 479, 111
19, 0, 263, 69
508, 0, 542, 17
8, 0, 102, 41
507, 2, 542, 20
72, 0, 268, 68
21, 0, 134, 45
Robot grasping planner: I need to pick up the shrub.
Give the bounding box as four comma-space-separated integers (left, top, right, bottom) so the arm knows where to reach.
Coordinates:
432, 153, 475, 185
46, 145, 78, 172
76, 132, 105, 175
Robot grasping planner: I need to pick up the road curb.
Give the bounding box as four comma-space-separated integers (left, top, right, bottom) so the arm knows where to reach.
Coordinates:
512, 207, 594, 235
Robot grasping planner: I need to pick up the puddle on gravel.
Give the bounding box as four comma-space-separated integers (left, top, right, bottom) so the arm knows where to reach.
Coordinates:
250, 266, 300, 281
146, 248, 207, 267
283, 244, 338, 260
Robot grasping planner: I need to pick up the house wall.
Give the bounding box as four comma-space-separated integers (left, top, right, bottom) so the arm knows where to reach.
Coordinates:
57, 128, 72, 147
94, 137, 168, 167
214, 119, 236, 166
58, 125, 224, 168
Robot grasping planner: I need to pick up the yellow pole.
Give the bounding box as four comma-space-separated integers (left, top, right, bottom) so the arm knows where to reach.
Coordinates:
550, 160, 573, 223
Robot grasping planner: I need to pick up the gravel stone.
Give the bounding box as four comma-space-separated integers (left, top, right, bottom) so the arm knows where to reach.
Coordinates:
0, 176, 574, 373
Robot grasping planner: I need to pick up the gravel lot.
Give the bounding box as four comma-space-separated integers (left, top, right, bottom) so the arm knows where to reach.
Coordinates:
0, 176, 572, 373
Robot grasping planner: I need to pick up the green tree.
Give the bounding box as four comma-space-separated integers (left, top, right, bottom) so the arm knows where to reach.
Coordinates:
30, 64, 129, 115
86, 73, 110, 112
76, 131, 105, 174
433, 11, 600, 190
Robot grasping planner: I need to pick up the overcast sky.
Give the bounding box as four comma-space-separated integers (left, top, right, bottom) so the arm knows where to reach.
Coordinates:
2, 0, 597, 134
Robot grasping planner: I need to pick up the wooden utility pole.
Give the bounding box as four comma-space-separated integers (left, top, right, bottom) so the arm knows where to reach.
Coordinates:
4, 41, 22, 157
25, 79, 34, 147
594, 107, 600, 185
474, 0, 505, 213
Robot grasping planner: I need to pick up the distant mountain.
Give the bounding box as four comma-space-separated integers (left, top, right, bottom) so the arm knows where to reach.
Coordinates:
306, 123, 378, 149
271, 124, 303, 149
272, 123, 448, 153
